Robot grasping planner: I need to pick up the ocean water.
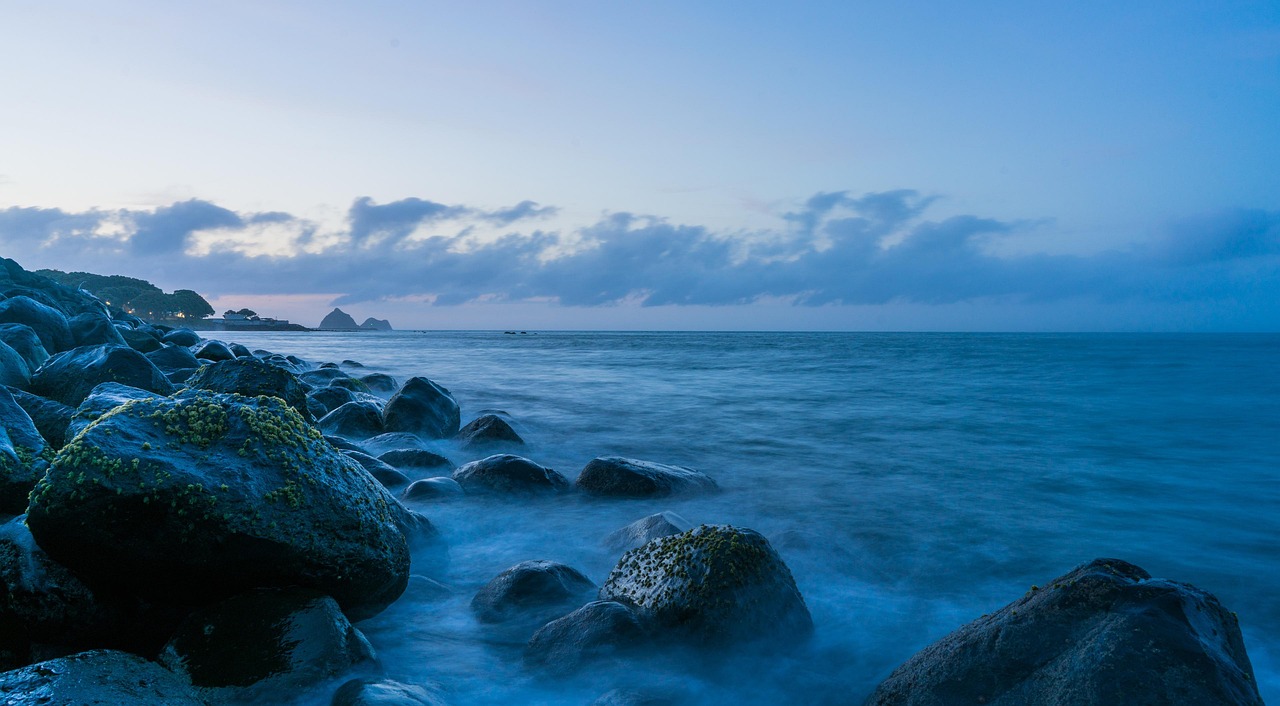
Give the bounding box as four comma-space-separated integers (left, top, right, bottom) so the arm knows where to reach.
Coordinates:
232, 331, 1280, 705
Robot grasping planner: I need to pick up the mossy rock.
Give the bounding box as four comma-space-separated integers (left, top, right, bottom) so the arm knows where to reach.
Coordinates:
26, 391, 410, 620
29, 343, 175, 407
184, 357, 312, 422
598, 524, 812, 648
66, 382, 163, 440
0, 387, 53, 513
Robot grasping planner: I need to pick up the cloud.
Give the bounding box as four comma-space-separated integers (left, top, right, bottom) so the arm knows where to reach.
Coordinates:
1, 192, 1277, 327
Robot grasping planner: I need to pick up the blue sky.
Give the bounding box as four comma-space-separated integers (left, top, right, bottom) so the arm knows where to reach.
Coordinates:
1, 1, 1277, 330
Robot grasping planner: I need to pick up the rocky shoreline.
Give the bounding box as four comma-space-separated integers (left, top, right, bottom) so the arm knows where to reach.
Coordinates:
0, 256, 1267, 705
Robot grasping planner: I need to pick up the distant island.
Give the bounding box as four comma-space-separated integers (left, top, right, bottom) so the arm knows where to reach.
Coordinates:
318, 308, 393, 331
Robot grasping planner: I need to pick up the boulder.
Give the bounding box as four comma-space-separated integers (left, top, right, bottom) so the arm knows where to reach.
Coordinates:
575, 457, 717, 498
0, 323, 50, 371
382, 377, 460, 439
26, 391, 410, 620
5, 387, 73, 449
160, 588, 375, 699
864, 558, 1265, 706
0, 296, 73, 354
455, 414, 524, 448
325, 435, 367, 453
319, 401, 386, 439
66, 382, 163, 438
362, 432, 429, 456
67, 311, 126, 348
451, 454, 569, 495
300, 368, 353, 388
161, 328, 201, 346
525, 600, 646, 674
402, 477, 464, 501
359, 373, 399, 397
183, 357, 312, 421
0, 340, 30, 389
332, 678, 447, 706
603, 512, 691, 553
308, 386, 356, 419
379, 449, 451, 473
341, 359, 365, 368
146, 343, 201, 372
228, 342, 252, 358
119, 326, 164, 353
29, 344, 175, 407
192, 340, 235, 363
598, 524, 812, 647
166, 367, 197, 385
472, 560, 596, 624
343, 450, 411, 487
330, 377, 372, 394
0, 649, 206, 705
0, 388, 52, 513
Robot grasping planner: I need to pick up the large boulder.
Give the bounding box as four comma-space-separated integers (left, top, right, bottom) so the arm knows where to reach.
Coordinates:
159, 588, 375, 700
0, 323, 50, 371
382, 377, 460, 439
598, 525, 812, 647
402, 477, 464, 501
192, 340, 235, 363
575, 457, 717, 498
525, 600, 646, 674
0, 388, 52, 513
67, 311, 126, 348
455, 414, 524, 449
66, 382, 163, 439
0, 340, 29, 389
319, 401, 386, 439
343, 450, 411, 488
332, 678, 447, 706
359, 373, 399, 397
603, 512, 691, 553
0, 649, 206, 705
146, 344, 201, 372
451, 454, 569, 495
30, 344, 175, 407
161, 328, 201, 346
864, 558, 1265, 706
184, 357, 312, 421
119, 326, 164, 353
5, 387, 73, 449
26, 391, 410, 620
471, 560, 596, 625
309, 386, 357, 417
300, 368, 353, 388
0, 296, 72, 354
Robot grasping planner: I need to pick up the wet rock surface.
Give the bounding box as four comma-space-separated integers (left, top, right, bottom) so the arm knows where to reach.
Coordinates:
30, 343, 175, 407
452, 454, 569, 495
0, 649, 207, 705
0, 388, 52, 513
472, 560, 596, 625
183, 356, 312, 421
525, 600, 646, 674
576, 457, 718, 498
332, 678, 447, 706
382, 377, 460, 439
603, 512, 691, 553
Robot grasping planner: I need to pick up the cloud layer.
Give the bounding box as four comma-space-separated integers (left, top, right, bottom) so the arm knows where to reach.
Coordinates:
2, 191, 1277, 323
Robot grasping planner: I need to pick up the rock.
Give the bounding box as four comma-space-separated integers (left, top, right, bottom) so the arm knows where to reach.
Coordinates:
359, 317, 393, 331
119, 326, 164, 353
603, 512, 691, 553
598, 524, 812, 647
325, 435, 367, 453
30, 343, 175, 407
67, 311, 126, 348
0, 323, 50, 371
332, 678, 446, 706
0, 388, 52, 513
330, 376, 372, 394
362, 432, 429, 456
26, 391, 410, 620
161, 328, 201, 346
525, 600, 646, 674
183, 357, 312, 421
402, 477, 464, 501
146, 343, 201, 372
0, 296, 73, 354
166, 367, 197, 385
66, 382, 163, 438
300, 367, 353, 388
394, 506, 442, 555
344, 450, 411, 487
228, 342, 252, 358
341, 359, 365, 368
591, 688, 684, 706
379, 449, 451, 474
0, 340, 30, 389
382, 377, 460, 439
575, 457, 717, 498
359, 373, 398, 397
160, 588, 375, 699
320, 308, 360, 330
319, 401, 387, 439
5, 387, 73, 449
472, 560, 596, 624
192, 340, 235, 363
308, 386, 356, 418
864, 558, 1265, 706
0, 649, 206, 705
451, 454, 569, 495
455, 414, 524, 448
319, 362, 339, 369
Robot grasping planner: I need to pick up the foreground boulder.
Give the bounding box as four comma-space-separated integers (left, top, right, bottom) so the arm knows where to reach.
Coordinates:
0, 649, 205, 705
382, 377, 460, 439
26, 391, 410, 620
576, 457, 717, 498
864, 558, 1265, 706
5, 387, 72, 449
525, 600, 646, 674
67, 311, 126, 347
184, 357, 312, 421
319, 401, 387, 439
598, 524, 812, 647
452, 454, 569, 495
29, 343, 175, 406
0, 388, 51, 513
0, 296, 73, 354
472, 560, 596, 624
66, 382, 162, 438
0, 340, 29, 389
0, 323, 50, 371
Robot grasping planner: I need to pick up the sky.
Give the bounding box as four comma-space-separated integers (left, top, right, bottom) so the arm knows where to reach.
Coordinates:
1, 1, 1278, 330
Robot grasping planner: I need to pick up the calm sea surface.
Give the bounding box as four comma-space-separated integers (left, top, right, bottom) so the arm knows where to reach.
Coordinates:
231, 331, 1280, 705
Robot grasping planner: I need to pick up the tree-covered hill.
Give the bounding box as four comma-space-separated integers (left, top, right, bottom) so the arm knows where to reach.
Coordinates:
35, 269, 214, 321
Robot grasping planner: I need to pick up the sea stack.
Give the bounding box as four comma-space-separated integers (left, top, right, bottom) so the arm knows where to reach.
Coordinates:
319, 308, 359, 330
360, 317, 393, 331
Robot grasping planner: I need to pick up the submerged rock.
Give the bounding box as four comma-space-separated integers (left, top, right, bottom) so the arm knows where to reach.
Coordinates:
30, 343, 175, 406
575, 457, 717, 498
455, 414, 524, 448
598, 524, 812, 648
525, 600, 646, 674
0, 649, 205, 705
452, 454, 569, 495
26, 391, 410, 620
332, 678, 447, 706
382, 377, 460, 439
864, 558, 1265, 706
379, 448, 451, 473
319, 401, 387, 439
603, 512, 691, 553
402, 477, 465, 501
472, 560, 596, 625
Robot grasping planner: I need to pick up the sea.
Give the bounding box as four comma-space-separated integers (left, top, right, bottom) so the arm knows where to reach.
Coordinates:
231, 331, 1280, 705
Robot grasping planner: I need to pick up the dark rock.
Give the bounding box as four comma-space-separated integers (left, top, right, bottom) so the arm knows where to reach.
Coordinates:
451, 454, 569, 495
591, 688, 684, 706
119, 326, 164, 353
402, 477, 464, 501
309, 386, 356, 418
603, 512, 691, 553
455, 414, 524, 448
228, 342, 252, 358
341, 360, 365, 368
332, 678, 446, 706
576, 457, 717, 498
319, 401, 386, 439
362, 432, 429, 456
344, 450, 411, 487
0, 340, 29, 389
26, 391, 410, 620
320, 308, 360, 330
184, 357, 312, 421
330, 376, 372, 394
0, 296, 73, 354
30, 344, 175, 407
471, 560, 596, 624
382, 377, 460, 439
394, 506, 442, 554
0, 323, 50, 371
598, 524, 812, 647
66, 382, 163, 438
0, 388, 52, 513
301, 367, 354, 388
5, 387, 72, 449
159, 588, 375, 698
525, 600, 646, 674
166, 367, 197, 385
325, 435, 367, 453
319, 362, 339, 370
161, 328, 201, 346
0, 649, 206, 704
864, 558, 1265, 706
146, 343, 201, 372
359, 317, 393, 331
67, 311, 126, 348
192, 340, 235, 363
379, 449, 451, 473
359, 373, 398, 396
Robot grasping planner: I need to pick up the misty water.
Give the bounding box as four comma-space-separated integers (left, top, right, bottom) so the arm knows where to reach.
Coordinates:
235, 331, 1279, 705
